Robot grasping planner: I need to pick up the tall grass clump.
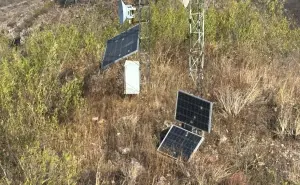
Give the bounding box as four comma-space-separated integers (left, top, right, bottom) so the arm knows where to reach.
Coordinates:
274, 77, 300, 137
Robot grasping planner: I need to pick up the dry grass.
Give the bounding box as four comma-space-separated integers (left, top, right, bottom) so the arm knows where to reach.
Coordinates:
64, 47, 198, 184
289, 159, 300, 184
214, 58, 262, 118
53, 39, 300, 184
275, 79, 300, 136
1, 1, 300, 184
221, 172, 247, 185
53, 40, 298, 184
0, 0, 26, 7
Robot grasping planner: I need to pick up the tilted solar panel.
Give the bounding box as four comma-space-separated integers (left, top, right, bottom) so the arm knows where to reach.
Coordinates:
175, 90, 213, 132
157, 125, 203, 161
101, 24, 140, 69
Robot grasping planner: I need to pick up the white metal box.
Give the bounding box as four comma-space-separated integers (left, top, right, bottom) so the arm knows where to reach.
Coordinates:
124, 60, 140, 94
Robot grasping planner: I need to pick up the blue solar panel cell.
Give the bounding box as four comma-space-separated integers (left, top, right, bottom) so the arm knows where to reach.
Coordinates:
101, 24, 140, 69
157, 125, 203, 161
175, 90, 213, 132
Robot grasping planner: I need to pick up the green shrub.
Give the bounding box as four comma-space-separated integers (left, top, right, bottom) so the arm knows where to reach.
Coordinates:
206, 0, 263, 45
205, 0, 300, 55
0, 25, 87, 183
150, 0, 188, 47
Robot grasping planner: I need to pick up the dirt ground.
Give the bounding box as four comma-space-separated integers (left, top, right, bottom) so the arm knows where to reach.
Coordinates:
0, 0, 44, 37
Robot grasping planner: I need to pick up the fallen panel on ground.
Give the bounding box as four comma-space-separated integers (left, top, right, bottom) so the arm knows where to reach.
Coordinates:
157, 125, 203, 161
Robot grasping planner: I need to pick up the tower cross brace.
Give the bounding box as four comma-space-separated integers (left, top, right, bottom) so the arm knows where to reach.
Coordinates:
188, 0, 205, 89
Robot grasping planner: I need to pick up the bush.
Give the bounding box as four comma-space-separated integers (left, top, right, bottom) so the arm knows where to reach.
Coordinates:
205, 0, 300, 55
150, 0, 188, 48
0, 25, 88, 183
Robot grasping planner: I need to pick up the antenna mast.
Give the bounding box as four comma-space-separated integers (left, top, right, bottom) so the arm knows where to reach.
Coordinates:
138, 0, 151, 84
188, 0, 205, 89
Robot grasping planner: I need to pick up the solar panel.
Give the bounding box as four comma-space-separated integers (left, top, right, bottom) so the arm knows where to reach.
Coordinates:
101, 24, 140, 69
175, 90, 213, 133
157, 125, 204, 161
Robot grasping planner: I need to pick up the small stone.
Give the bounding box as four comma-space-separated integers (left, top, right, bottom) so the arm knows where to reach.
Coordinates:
207, 155, 219, 163
119, 147, 131, 154
158, 176, 167, 182
92, 117, 98, 121
186, 171, 191, 177
98, 119, 105, 124
164, 120, 172, 127
219, 135, 228, 144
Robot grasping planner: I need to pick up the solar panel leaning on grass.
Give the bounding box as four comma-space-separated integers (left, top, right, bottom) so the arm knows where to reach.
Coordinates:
175, 90, 213, 133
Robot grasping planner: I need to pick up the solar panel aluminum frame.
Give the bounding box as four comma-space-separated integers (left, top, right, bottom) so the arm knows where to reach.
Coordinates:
101, 24, 140, 70
157, 125, 204, 161
175, 90, 213, 133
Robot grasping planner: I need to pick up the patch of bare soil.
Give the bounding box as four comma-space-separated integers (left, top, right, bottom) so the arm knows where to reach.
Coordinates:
0, 0, 109, 42
0, 0, 45, 38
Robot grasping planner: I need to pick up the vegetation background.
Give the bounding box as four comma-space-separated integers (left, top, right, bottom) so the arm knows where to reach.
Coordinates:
0, 0, 299, 184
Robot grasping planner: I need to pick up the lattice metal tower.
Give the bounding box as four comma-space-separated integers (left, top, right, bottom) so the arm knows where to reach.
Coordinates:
137, 0, 151, 83
188, 0, 205, 88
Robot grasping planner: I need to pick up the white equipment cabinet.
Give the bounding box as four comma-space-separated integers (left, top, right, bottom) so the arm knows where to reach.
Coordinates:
124, 60, 140, 94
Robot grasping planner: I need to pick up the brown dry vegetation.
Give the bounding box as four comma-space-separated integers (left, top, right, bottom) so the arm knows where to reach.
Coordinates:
0, 0, 300, 185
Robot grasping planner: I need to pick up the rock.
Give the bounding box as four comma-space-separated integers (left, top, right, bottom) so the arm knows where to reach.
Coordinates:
186, 171, 191, 177
223, 172, 247, 185
157, 176, 170, 185
92, 117, 98, 121
163, 120, 172, 127
98, 119, 105, 124
219, 135, 228, 144
121, 158, 145, 184
207, 154, 219, 163
119, 147, 131, 155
